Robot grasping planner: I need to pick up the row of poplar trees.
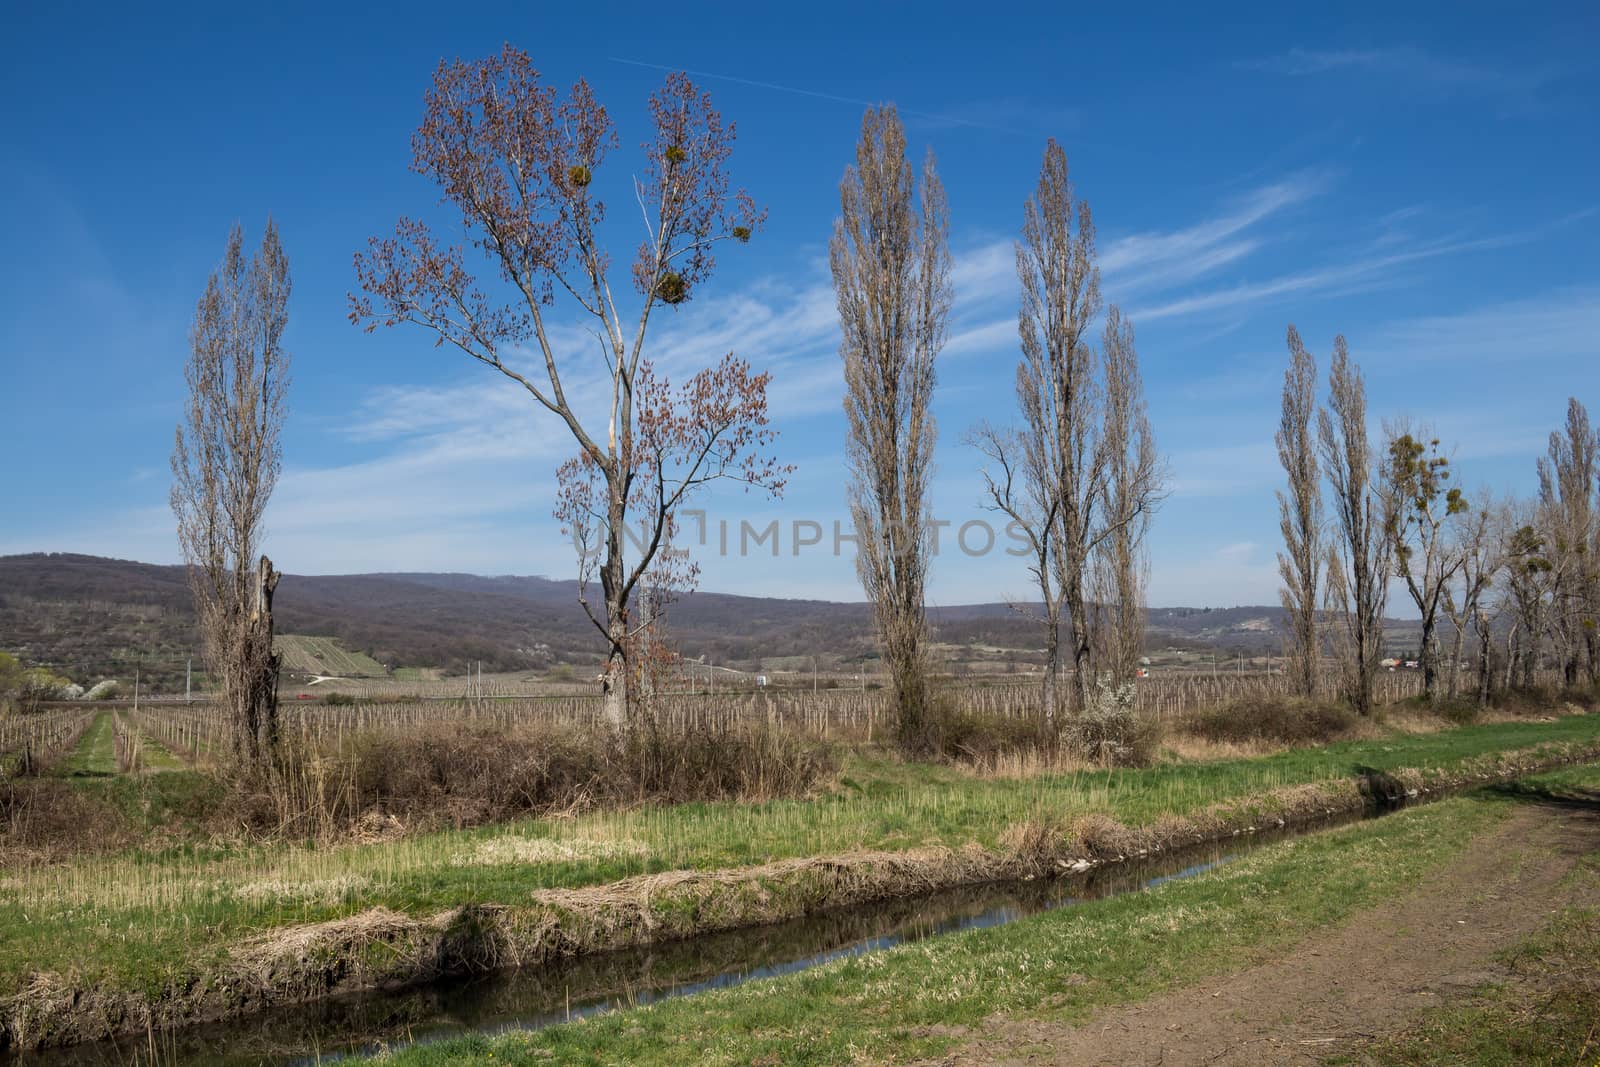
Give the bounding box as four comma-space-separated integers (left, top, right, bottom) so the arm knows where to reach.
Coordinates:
830, 108, 1167, 753
1275, 330, 1598, 712
172, 89, 1167, 763
173, 50, 1591, 765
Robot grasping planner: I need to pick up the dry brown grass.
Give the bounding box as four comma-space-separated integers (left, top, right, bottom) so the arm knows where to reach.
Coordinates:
1158, 734, 1288, 762
1185, 695, 1359, 745
953, 747, 1090, 780
0, 779, 131, 864
247, 718, 838, 842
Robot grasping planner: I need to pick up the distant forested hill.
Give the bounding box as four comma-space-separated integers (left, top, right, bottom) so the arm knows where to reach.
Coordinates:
0, 553, 1430, 690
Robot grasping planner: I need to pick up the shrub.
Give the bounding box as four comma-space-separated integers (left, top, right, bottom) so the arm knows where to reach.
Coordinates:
936, 705, 1056, 767
1186, 695, 1357, 745
255, 719, 837, 838
1, 778, 132, 857
1428, 696, 1481, 725
932, 680, 1160, 770
1067, 675, 1163, 767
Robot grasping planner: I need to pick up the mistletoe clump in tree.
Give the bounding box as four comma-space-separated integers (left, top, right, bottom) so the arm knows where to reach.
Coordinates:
1382, 424, 1468, 702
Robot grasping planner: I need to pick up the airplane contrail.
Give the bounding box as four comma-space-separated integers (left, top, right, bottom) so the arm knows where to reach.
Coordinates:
608, 56, 1046, 138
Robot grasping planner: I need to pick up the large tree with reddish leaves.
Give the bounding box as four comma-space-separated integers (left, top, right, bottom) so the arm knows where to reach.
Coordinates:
351, 46, 787, 726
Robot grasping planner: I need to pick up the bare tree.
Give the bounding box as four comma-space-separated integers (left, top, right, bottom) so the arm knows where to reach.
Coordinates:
1536, 398, 1598, 686
830, 105, 951, 752
1441, 493, 1502, 702
1317, 337, 1389, 716
1501, 513, 1555, 689
1091, 306, 1162, 685
171, 222, 290, 766
974, 143, 1162, 723
1017, 141, 1102, 715
1381, 421, 1468, 701
352, 48, 787, 726
1275, 325, 1322, 697
970, 420, 1064, 720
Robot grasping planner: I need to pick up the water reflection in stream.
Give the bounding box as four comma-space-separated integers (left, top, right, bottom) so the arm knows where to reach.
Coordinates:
16, 812, 1366, 1066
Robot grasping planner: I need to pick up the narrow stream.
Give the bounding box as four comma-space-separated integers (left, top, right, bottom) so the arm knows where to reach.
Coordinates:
17, 803, 1388, 1067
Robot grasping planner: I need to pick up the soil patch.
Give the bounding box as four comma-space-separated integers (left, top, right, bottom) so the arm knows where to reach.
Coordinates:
920, 786, 1600, 1066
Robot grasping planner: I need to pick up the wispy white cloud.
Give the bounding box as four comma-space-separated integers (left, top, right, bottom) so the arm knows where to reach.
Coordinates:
1243, 46, 1559, 114
940, 175, 1335, 360
903, 96, 1080, 138
607, 57, 1057, 139
1129, 216, 1594, 323
1249, 46, 1544, 90
1102, 172, 1329, 295
945, 317, 1014, 358
1360, 285, 1600, 368
951, 240, 1015, 304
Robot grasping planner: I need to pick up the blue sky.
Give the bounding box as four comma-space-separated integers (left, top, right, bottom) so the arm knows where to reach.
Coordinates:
2, 2, 1596, 608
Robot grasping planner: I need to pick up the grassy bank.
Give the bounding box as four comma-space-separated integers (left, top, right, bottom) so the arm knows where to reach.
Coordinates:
361, 762, 1600, 1066
3, 715, 1600, 1050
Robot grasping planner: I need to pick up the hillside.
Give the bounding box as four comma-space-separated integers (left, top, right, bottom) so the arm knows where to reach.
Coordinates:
0, 553, 1429, 690
275, 635, 386, 678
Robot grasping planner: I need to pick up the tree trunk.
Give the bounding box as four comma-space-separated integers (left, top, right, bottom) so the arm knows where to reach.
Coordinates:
599, 482, 630, 729
239, 555, 281, 766
1041, 608, 1061, 730
601, 641, 628, 727
1447, 623, 1466, 700
893, 651, 929, 752
1296, 632, 1316, 699
1476, 615, 1493, 705
1419, 616, 1438, 702
1504, 621, 1519, 692
1067, 587, 1093, 712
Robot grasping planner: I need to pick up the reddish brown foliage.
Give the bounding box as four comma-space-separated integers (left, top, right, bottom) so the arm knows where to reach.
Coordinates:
350, 46, 786, 722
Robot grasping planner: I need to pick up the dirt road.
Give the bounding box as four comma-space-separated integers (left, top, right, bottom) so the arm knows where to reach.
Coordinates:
923, 786, 1600, 1066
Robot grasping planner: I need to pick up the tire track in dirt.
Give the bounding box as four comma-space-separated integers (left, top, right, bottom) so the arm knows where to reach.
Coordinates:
920, 788, 1600, 1067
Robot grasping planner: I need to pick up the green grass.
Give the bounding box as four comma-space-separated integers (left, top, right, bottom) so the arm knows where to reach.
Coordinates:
132, 727, 188, 771
53, 711, 116, 776
366, 763, 1600, 1066
2, 715, 1597, 1019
